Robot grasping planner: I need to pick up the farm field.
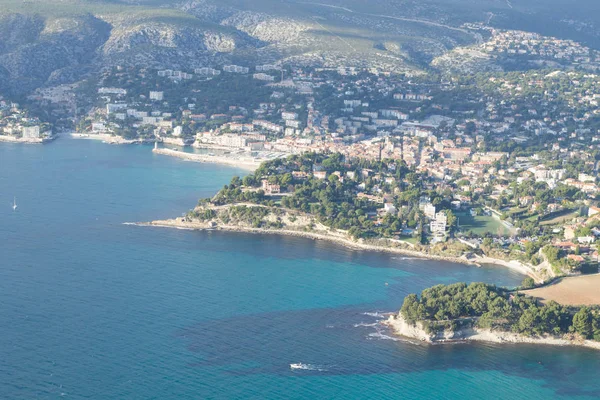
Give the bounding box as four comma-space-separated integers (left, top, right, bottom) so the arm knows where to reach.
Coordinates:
524, 274, 600, 306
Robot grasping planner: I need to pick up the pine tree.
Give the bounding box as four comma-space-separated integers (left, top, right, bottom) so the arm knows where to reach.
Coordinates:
572, 307, 593, 339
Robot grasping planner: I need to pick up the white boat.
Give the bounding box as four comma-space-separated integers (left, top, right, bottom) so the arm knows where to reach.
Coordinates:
290, 363, 305, 370
12, 197, 17, 211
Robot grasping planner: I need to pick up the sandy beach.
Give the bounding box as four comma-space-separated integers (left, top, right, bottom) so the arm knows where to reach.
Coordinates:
475, 256, 541, 281
152, 147, 260, 171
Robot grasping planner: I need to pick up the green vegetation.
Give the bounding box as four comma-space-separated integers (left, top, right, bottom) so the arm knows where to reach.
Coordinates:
521, 277, 536, 289
457, 213, 513, 236
190, 204, 284, 229
200, 152, 437, 240
400, 282, 600, 340
539, 209, 579, 226
0, 0, 219, 26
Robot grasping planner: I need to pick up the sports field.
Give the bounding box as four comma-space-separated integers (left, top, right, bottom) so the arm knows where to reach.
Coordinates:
458, 213, 515, 236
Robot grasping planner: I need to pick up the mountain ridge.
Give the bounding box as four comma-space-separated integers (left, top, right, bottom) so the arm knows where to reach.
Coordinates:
0, 0, 599, 96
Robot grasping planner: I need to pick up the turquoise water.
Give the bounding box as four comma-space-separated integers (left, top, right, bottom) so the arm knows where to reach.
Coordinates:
1, 139, 600, 399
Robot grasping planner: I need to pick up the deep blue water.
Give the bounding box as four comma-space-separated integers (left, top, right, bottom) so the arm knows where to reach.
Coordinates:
1, 139, 600, 399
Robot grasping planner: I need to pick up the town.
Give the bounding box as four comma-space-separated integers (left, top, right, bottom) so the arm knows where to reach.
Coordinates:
0, 99, 55, 143
7, 27, 600, 283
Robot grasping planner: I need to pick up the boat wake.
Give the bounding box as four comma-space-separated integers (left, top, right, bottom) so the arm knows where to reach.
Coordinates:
290, 363, 328, 371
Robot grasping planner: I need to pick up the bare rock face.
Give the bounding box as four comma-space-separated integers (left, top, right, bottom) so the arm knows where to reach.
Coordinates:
101, 23, 240, 54
0, 14, 111, 95
0, 0, 480, 95
431, 47, 504, 74
221, 11, 310, 44
0, 9, 254, 95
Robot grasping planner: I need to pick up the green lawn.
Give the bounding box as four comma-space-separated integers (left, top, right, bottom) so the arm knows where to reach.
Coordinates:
457, 213, 514, 236
400, 236, 419, 244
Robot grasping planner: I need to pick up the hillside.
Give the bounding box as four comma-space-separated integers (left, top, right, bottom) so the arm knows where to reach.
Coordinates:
0, 0, 599, 96
0, 0, 254, 96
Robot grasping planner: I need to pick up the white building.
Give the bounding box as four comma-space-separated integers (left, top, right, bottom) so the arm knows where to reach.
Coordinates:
22, 126, 40, 139
142, 116, 160, 125
149, 91, 164, 101
383, 203, 397, 215
253, 119, 282, 133
98, 87, 127, 96
579, 173, 596, 183
430, 211, 448, 234
106, 103, 127, 114
253, 73, 275, 82
282, 112, 298, 121
91, 122, 107, 133
217, 134, 247, 148
423, 203, 436, 219
344, 100, 361, 108
223, 65, 249, 74
194, 67, 221, 76
380, 109, 409, 120
256, 64, 279, 72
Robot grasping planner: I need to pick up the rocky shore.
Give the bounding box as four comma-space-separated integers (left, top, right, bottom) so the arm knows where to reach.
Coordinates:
0, 135, 56, 144
384, 314, 600, 350
130, 215, 538, 277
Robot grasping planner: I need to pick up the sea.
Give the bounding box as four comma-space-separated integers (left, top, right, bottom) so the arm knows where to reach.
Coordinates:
1, 139, 600, 399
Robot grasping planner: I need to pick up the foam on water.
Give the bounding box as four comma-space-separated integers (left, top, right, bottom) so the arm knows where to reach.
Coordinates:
367, 331, 404, 342
354, 322, 379, 328
361, 312, 387, 319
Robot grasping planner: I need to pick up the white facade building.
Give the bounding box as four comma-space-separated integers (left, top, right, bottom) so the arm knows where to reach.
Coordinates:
22, 126, 40, 139
149, 91, 164, 101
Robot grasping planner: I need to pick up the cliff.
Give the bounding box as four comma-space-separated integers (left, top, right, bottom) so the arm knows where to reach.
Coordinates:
385, 314, 600, 350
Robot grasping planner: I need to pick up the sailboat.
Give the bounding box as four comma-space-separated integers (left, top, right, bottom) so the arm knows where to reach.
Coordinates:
12, 197, 17, 211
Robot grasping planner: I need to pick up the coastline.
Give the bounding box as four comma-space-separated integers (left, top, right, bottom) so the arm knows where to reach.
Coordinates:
130, 217, 536, 276
67, 132, 153, 145
0, 135, 56, 144
68, 133, 268, 171
384, 314, 600, 351
152, 147, 260, 171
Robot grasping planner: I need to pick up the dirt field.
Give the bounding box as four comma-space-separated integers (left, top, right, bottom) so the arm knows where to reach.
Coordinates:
524, 274, 600, 306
